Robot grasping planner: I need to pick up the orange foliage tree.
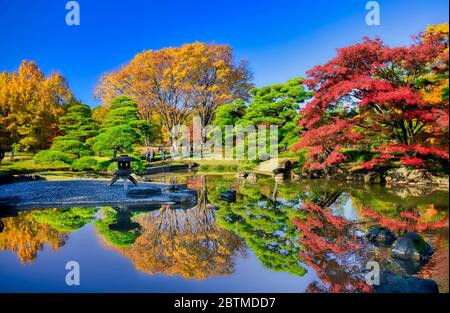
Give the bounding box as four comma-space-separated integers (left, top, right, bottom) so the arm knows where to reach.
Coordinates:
95, 42, 253, 137
0, 60, 74, 150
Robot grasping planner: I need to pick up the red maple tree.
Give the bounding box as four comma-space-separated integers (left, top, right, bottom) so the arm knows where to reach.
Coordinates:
294, 25, 449, 172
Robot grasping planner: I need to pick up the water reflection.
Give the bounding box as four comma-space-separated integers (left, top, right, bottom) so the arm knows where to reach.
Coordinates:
0, 174, 448, 292
0, 208, 96, 263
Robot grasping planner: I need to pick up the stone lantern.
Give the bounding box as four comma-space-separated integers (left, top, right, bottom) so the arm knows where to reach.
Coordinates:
109, 154, 139, 188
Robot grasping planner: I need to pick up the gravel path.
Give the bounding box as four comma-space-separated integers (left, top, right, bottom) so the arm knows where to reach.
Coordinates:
0, 180, 196, 210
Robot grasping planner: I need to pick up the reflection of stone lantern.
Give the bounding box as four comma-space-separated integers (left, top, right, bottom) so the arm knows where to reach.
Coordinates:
109, 154, 139, 188
109, 206, 140, 232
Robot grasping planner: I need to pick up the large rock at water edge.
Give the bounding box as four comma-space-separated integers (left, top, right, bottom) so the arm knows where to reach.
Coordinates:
366, 226, 396, 245
391, 232, 434, 262
220, 190, 236, 203
126, 187, 162, 198
385, 167, 438, 186
374, 271, 439, 293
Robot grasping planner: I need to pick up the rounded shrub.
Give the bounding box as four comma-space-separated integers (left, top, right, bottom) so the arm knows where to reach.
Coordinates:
51, 139, 91, 157
33, 150, 73, 165
95, 160, 111, 172
72, 157, 98, 171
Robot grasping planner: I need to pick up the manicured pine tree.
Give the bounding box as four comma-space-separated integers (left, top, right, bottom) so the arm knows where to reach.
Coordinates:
91, 96, 147, 157
50, 103, 98, 157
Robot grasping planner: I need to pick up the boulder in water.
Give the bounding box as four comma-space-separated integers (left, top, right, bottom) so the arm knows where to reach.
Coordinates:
366, 226, 396, 245
374, 271, 439, 293
220, 190, 236, 203
391, 232, 434, 262
126, 187, 162, 198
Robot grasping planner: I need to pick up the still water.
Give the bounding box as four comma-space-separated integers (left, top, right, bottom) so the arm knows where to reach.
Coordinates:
0, 174, 448, 292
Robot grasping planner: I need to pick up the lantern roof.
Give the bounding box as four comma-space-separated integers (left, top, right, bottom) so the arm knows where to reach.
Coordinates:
110, 154, 139, 162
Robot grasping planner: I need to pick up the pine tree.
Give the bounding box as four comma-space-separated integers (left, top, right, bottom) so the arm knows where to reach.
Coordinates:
91, 96, 147, 157
50, 103, 98, 157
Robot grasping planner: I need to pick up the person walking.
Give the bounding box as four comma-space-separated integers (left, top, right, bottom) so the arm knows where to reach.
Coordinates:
9, 150, 14, 161
150, 149, 155, 162
145, 148, 151, 162
162, 148, 167, 161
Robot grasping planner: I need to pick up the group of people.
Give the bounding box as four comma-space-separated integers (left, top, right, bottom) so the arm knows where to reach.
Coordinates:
0, 146, 14, 164
145, 147, 167, 163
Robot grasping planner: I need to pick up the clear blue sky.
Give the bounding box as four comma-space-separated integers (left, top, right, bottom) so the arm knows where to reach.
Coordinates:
0, 0, 448, 107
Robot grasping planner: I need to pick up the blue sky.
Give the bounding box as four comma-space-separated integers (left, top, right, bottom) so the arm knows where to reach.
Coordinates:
0, 0, 448, 107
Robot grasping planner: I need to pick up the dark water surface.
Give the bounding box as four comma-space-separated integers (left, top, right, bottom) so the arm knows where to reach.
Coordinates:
0, 174, 448, 292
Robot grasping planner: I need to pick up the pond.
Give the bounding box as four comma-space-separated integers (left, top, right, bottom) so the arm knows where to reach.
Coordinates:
0, 174, 448, 293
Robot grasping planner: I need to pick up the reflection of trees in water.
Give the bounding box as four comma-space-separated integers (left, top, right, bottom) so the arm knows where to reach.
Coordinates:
202, 177, 373, 288
351, 196, 449, 233
98, 176, 246, 280
102, 205, 245, 280
0, 208, 96, 264
212, 176, 307, 276
293, 199, 371, 293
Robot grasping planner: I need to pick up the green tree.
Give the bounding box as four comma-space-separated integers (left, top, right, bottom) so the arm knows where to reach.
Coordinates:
213, 99, 247, 131
50, 103, 98, 157
213, 78, 312, 156
90, 96, 148, 156
242, 78, 312, 149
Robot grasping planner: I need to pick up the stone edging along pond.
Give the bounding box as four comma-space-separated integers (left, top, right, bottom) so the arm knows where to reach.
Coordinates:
254, 163, 449, 190
0, 179, 197, 212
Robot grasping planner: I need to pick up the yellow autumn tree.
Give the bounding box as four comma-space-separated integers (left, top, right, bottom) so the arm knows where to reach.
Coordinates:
420, 23, 449, 106
95, 42, 253, 136
0, 60, 74, 150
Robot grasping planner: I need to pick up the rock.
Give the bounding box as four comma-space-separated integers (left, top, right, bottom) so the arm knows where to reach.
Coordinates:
374, 271, 439, 293
434, 177, 449, 188
187, 163, 199, 169
162, 183, 188, 192
220, 190, 236, 202
385, 167, 438, 186
246, 173, 258, 182
125, 187, 162, 198
236, 172, 248, 179
272, 168, 285, 175
292, 172, 301, 181
391, 232, 434, 262
169, 191, 197, 203
274, 173, 285, 182
366, 226, 396, 245
363, 172, 383, 184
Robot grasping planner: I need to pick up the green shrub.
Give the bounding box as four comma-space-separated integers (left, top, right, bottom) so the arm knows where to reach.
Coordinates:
237, 162, 257, 171
131, 159, 146, 175
51, 139, 91, 157
199, 164, 210, 171
95, 160, 111, 172
72, 157, 98, 171
216, 164, 225, 171
33, 150, 73, 165
107, 162, 118, 173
